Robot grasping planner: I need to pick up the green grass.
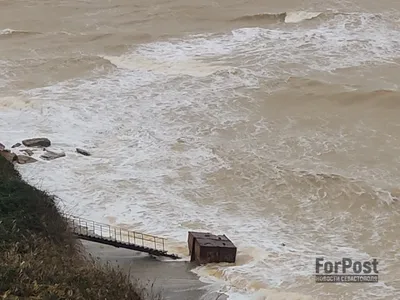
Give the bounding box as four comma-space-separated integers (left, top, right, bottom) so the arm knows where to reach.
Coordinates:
0, 156, 149, 300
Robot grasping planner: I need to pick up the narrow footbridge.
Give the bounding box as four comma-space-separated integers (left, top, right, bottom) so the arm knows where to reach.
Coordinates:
63, 214, 181, 259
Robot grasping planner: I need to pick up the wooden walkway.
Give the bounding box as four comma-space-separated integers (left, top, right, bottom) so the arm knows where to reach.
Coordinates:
64, 214, 181, 259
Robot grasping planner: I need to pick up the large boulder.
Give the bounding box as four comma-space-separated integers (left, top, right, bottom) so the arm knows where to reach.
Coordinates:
22, 138, 51, 148
16, 155, 37, 164
40, 149, 66, 161
0, 143, 4, 151
0, 150, 17, 162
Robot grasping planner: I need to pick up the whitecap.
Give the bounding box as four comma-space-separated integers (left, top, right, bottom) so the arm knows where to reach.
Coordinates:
284, 11, 322, 23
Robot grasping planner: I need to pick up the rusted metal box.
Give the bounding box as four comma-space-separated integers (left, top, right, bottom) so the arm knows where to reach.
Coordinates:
187, 231, 237, 264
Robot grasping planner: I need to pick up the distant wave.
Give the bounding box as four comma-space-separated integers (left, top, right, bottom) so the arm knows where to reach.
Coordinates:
232, 12, 288, 23
5, 55, 117, 73
0, 96, 42, 110
232, 10, 346, 24
270, 166, 399, 206
325, 89, 400, 107
282, 77, 400, 107
285, 11, 324, 23
0, 28, 40, 37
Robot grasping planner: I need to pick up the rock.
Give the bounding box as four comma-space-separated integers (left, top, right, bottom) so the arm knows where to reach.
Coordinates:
16, 155, 37, 164
0, 150, 17, 162
40, 149, 66, 161
76, 148, 91, 156
11, 143, 21, 148
22, 138, 51, 148
0, 143, 4, 150
21, 149, 34, 156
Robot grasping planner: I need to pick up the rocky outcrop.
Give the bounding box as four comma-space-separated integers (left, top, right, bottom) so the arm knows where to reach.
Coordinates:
40, 150, 66, 161
76, 148, 91, 156
0, 150, 17, 162
17, 155, 37, 164
0, 138, 92, 165
22, 138, 51, 148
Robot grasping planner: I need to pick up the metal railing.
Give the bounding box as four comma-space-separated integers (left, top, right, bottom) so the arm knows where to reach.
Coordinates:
63, 214, 165, 252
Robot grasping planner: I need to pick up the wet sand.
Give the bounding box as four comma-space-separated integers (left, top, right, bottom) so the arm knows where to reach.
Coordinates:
82, 240, 227, 300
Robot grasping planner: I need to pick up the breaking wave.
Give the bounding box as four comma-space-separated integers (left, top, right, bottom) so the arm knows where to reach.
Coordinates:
0, 55, 116, 91
0, 96, 42, 110
0, 28, 39, 37
231, 10, 386, 24
281, 79, 400, 108
284, 11, 324, 23
232, 11, 329, 24
102, 54, 231, 77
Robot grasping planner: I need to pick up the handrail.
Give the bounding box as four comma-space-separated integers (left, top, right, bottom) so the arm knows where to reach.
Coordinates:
63, 213, 165, 252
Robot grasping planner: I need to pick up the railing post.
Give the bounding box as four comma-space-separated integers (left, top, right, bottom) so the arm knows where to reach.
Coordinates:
64, 216, 174, 256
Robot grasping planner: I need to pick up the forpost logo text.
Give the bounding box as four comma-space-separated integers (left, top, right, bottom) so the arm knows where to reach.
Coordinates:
315, 257, 379, 283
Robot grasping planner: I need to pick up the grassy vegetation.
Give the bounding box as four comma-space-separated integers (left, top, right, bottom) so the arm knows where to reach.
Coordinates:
0, 155, 147, 299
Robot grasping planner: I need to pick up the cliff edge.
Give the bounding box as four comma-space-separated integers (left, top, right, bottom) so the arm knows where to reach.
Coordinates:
0, 155, 147, 300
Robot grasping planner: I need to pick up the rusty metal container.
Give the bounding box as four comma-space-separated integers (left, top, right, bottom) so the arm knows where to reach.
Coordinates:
187, 231, 237, 264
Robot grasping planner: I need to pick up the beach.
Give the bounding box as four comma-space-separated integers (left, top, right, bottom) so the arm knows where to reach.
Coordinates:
82, 240, 227, 300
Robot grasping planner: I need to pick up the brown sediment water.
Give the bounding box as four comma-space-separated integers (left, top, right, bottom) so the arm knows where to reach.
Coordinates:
1, 0, 400, 299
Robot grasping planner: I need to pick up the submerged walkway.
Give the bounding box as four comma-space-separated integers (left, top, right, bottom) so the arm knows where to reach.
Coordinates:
63, 214, 181, 259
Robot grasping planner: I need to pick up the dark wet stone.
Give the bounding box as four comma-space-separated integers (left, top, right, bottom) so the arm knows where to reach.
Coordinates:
22, 138, 51, 148
16, 155, 37, 164
0, 150, 17, 162
76, 148, 91, 156
40, 150, 66, 161
11, 142, 21, 148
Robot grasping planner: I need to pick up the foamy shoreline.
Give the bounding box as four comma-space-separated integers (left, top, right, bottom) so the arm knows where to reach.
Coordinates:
82, 240, 227, 300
